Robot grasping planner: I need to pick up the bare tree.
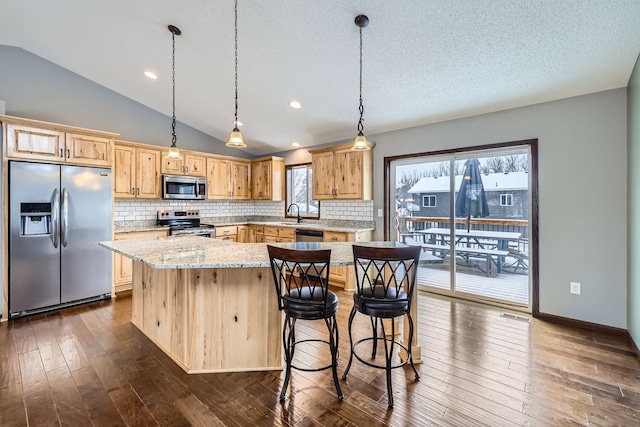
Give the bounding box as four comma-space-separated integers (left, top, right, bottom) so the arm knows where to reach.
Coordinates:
485, 157, 505, 173
504, 155, 521, 172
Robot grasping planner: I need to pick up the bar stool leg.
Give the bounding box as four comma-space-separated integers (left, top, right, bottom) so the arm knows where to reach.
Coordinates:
280, 315, 295, 402
342, 307, 357, 379
380, 317, 396, 409
326, 315, 344, 399
407, 313, 420, 380
371, 316, 379, 359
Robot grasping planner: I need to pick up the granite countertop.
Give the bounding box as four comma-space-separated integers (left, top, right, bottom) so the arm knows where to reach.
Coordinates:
114, 220, 373, 234
99, 236, 402, 269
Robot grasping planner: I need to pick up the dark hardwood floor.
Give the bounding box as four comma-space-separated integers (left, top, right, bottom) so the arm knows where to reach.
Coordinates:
1, 289, 639, 426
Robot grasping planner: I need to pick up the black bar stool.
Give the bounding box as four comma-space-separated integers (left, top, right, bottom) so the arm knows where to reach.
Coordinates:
342, 245, 421, 409
267, 245, 343, 402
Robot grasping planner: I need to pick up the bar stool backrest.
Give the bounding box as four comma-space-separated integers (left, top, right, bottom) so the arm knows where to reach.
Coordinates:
267, 245, 332, 313
352, 245, 421, 306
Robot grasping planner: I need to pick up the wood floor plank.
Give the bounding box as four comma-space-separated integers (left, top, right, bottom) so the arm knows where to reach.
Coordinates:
46, 365, 93, 426
18, 349, 58, 426
71, 365, 126, 426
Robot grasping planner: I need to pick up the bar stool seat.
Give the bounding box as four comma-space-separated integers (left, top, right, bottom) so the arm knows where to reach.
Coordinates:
267, 245, 343, 402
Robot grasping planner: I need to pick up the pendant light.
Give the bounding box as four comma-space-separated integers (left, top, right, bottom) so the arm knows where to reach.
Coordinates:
166, 24, 183, 160
226, 0, 246, 148
351, 14, 370, 151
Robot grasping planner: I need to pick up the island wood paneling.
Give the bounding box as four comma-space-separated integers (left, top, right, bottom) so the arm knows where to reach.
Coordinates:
131, 262, 281, 373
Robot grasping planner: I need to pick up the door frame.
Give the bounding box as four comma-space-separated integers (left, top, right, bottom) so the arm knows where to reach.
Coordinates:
383, 139, 539, 317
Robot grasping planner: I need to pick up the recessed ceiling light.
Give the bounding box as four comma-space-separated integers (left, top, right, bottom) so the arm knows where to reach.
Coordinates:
291, 142, 301, 147
144, 70, 158, 80
234, 120, 243, 127
289, 100, 302, 109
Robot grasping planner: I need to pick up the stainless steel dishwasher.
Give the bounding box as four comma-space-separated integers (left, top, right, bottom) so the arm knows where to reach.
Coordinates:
295, 229, 324, 242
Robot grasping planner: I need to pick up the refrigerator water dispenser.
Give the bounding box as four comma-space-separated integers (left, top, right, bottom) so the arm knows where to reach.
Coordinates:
20, 203, 52, 236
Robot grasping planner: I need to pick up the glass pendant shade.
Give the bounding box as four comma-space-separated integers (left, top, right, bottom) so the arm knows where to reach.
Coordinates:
351, 134, 370, 151
166, 145, 183, 160
226, 129, 247, 148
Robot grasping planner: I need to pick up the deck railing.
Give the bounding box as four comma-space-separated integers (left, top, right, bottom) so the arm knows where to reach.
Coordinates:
399, 216, 529, 239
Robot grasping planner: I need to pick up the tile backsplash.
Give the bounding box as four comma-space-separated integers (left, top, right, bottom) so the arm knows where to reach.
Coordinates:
114, 200, 374, 222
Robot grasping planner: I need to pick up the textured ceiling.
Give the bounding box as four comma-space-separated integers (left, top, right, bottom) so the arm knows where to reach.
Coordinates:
1, 1, 640, 156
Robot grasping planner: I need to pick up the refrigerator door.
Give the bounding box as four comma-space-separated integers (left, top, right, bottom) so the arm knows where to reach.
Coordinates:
60, 165, 112, 303
9, 162, 61, 313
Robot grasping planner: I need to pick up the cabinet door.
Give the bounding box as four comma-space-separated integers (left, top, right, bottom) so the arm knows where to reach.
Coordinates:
137, 148, 162, 199
161, 151, 184, 175
247, 226, 257, 243
66, 133, 112, 167
113, 144, 136, 199
114, 230, 169, 294
333, 148, 362, 199
237, 226, 249, 243
185, 154, 206, 176
207, 157, 230, 199
251, 161, 270, 199
6, 124, 65, 162
312, 151, 335, 200
324, 231, 348, 283
231, 161, 251, 199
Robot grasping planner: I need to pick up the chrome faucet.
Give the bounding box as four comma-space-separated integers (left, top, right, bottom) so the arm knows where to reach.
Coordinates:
287, 203, 301, 223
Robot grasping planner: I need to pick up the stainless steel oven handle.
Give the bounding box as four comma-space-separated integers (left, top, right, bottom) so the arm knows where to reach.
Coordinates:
51, 188, 60, 248
61, 188, 69, 247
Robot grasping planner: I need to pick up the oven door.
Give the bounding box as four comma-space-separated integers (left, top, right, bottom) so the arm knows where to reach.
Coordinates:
162, 175, 206, 200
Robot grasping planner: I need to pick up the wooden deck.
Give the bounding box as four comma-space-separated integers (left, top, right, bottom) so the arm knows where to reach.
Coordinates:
418, 265, 530, 306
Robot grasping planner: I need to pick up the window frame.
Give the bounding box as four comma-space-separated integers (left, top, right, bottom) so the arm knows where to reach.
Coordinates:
422, 194, 437, 207
500, 193, 513, 206
285, 163, 320, 220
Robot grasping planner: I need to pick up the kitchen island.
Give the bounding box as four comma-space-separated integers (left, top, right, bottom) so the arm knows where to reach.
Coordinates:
99, 236, 419, 373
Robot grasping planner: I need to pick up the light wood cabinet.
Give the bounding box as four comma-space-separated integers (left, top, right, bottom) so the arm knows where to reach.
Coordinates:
113, 229, 169, 294
256, 226, 295, 243
251, 157, 284, 200
237, 226, 249, 243
161, 152, 206, 176
323, 229, 373, 290
207, 157, 251, 200
4, 121, 115, 167
114, 141, 162, 199
309, 142, 374, 200
216, 225, 238, 241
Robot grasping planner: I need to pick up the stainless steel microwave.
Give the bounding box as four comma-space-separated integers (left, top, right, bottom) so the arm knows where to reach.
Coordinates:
162, 175, 207, 200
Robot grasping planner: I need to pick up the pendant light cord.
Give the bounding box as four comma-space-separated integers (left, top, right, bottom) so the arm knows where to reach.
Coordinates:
233, 0, 239, 130
171, 30, 177, 147
357, 25, 364, 136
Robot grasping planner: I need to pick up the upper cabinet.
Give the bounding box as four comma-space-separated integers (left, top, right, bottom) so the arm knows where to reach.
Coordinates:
206, 156, 251, 200
3, 116, 117, 167
309, 142, 374, 200
114, 141, 162, 199
160, 152, 206, 176
251, 156, 284, 200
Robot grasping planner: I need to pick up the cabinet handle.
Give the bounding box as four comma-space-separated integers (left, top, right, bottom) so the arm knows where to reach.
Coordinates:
60, 148, 63, 157
331, 237, 338, 241
67, 149, 70, 158
137, 188, 140, 195
132, 187, 135, 195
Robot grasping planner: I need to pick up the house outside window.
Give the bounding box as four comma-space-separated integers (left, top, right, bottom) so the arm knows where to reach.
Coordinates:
286, 164, 319, 219
500, 193, 513, 206
422, 195, 436, 207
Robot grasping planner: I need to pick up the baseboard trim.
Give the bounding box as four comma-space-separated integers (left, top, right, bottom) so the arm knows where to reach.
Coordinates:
538, 312, 627, 336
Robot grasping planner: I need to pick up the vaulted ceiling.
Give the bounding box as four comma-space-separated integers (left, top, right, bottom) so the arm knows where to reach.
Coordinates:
2, 1, 640, 155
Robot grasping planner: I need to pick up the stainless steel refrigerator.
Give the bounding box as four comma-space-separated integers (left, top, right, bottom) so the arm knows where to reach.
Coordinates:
9, 161, 112, 317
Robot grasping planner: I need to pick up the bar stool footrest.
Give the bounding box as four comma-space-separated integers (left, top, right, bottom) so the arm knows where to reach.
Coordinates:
288, 338, 340, 372
351, 336, 411, 371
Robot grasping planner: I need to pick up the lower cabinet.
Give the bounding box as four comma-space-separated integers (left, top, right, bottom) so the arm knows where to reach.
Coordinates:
113, 229, 169, 294
216, 225, 238, 242
255, 226, 295, 243
324, 230, 373, 290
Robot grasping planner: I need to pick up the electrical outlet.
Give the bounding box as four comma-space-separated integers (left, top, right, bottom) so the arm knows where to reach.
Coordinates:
377, 208, 383, 217
570, 282, 581, 295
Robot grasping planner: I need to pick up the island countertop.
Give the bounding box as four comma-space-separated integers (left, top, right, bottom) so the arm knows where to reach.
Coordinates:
99, 235, 403, 269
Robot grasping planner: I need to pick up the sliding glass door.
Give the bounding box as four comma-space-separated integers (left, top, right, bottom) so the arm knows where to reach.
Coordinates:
389, 144, 532, 310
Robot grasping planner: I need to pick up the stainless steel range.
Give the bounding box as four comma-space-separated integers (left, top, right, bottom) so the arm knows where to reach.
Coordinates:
157, 210, 216, 237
